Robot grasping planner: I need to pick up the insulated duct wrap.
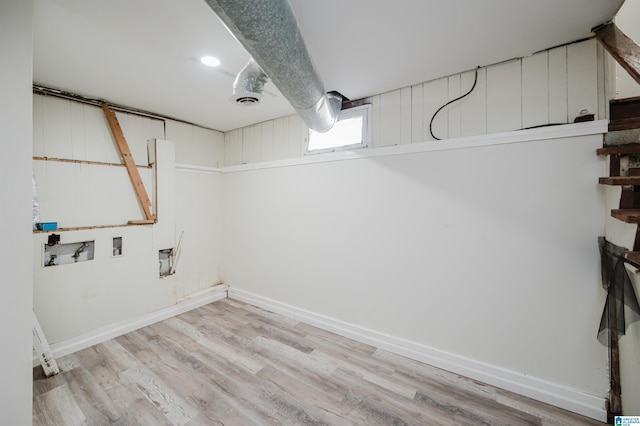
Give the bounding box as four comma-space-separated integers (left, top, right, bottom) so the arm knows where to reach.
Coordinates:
204, 0, 341, 132
32, 172, 40, 230
231, 58, 268, 106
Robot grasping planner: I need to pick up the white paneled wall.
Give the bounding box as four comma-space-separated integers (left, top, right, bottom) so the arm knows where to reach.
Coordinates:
166, 120, 225, 168
174, 169, 223, 299
167, 120, 225, 300
33, 96, 163, 166
224, 114, 307, 166
401, 39, 602, 141
33, 96, 163, 226
32, 94, 224, 344
33, 160, 154, 228
224, 39, 610, 166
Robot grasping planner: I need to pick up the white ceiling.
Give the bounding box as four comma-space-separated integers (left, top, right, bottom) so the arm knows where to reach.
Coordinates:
33, 0, 625, 132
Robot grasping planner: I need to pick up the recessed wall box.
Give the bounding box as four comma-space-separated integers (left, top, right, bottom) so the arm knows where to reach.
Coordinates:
44, 240, 94, 267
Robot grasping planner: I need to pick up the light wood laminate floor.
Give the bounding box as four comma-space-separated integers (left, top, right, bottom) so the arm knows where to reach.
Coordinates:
33, 298, 605, 425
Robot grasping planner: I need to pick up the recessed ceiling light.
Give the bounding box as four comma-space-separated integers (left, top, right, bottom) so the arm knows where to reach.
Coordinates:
200, 56, 221, 67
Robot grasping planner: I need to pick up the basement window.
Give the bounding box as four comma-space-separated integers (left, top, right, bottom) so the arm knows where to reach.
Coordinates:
306, 104, 370, 154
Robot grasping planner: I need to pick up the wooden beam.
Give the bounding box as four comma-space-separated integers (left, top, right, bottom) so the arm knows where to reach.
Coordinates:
101, 102, 156, 221
594, 22, 640, 87
32, 221, 155, 234
127, 219, 155, 225
33, 156, 152, 169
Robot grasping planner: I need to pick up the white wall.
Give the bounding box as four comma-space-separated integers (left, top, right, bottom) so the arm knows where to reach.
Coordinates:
620, 269, 640, 415
222, 126, 609, 416
0, 1, 33, 424
32, 96, 224, 344
225, 39, 610, 166
218, 37, 615, 419
166, 120, 225, 300
166, 120, 225, 299
614, 0, 640, 99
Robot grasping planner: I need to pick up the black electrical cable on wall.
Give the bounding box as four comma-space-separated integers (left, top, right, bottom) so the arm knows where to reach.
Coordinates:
429, 66, 480, 141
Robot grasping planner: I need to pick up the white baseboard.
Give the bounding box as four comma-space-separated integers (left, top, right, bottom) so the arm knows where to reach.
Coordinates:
228, 288, 607, 422
34, 285, 606, 421
33, 286, 228, 367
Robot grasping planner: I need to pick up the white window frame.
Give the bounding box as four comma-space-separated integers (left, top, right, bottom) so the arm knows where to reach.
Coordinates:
305, 104, 371, 154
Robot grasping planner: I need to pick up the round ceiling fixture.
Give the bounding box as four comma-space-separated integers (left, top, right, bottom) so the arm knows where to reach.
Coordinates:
230, 92, 263, 106
200, 56, 221, 67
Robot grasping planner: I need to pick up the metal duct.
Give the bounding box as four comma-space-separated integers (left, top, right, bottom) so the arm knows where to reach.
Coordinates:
230, 58, 268, 106
204, 0, 342, 132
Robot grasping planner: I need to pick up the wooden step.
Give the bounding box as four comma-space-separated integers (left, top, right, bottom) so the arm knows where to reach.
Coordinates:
597, 143, 640, 156
619, 188, 640, 209
610, 96, 640, 120
609, 96, 640, 132
599, 176, 640, 185
610, 118, 640, 132
611, 209, 640, 223
623, 251, 640, 268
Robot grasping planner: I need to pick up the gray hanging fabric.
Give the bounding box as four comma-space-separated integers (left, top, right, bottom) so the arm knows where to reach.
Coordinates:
597, 237, 640, 345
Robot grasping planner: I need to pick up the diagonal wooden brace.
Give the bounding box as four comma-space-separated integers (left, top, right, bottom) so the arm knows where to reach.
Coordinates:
594, 22, 640, 86
102, 102, 156, 221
